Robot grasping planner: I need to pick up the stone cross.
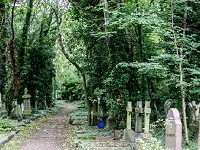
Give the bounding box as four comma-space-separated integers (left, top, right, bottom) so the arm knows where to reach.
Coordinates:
135, 101, 143, 133
22, 88, 32, 116
126, 102, 132, 130
144, 101, 151, 134
166, 108, 182, 150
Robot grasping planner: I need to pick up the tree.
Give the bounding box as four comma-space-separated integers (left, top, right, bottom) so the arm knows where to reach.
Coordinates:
0, 0, 7, 99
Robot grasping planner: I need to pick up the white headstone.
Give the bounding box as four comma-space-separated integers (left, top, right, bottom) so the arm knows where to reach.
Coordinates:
166, 108, 182, 150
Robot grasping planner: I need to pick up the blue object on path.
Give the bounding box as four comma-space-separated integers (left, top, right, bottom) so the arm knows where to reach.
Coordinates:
97, 121, 106, 129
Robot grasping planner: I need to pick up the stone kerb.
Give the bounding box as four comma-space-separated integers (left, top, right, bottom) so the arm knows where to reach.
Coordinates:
166, 108, 182, 150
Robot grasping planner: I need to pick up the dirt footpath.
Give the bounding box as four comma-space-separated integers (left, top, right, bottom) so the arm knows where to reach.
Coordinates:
20, 102, 77, 150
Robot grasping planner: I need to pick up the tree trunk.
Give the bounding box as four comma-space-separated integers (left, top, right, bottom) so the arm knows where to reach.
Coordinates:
17, 0, 34, 104
103, 0, 112, 69
179, 0, 189, 144
0, 1, 7, 99
82, 72, 92, 125
8, 0, 18, 113
171, 0, 189, 144
57, 30, 92, 125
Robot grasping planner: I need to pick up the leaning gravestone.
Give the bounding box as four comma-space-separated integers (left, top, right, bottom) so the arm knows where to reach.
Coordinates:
166, 108, 182, 150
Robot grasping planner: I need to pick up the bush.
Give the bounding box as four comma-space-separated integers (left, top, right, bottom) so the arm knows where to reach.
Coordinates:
0, 119, 16, 131
61, 81, 82, 101
135, 137, 164, 150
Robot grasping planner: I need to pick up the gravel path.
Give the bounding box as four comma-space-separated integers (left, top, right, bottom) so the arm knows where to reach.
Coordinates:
20, 102, 77, 150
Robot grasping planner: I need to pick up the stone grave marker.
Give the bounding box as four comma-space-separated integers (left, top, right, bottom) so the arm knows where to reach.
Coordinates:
164, 99, 172, 115
123, 102, 135, 142
144, 101, 151, 134
127, 102, 132, 130
106, 116, 115, 129
166, 108, 182, 150
22, 88, 32, 117
135, 101, 143, 133
92, 100, 98, 125
10, 99, 21, 119
188, 101, 200, 121
97, 98, 101, 116
0, 93, 7, 119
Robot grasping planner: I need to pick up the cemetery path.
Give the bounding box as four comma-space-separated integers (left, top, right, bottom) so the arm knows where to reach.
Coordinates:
20, 101, 77, 150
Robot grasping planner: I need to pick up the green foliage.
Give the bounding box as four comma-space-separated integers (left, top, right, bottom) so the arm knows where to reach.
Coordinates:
61, 79, 82, 101
0, 119, 16, 131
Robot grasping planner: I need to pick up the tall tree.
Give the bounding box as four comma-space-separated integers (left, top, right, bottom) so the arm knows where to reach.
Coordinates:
17, 0, 34, 103
0, 1, 7, 99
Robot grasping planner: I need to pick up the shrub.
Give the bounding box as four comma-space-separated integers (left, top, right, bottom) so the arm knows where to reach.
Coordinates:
0, 119, 16, 131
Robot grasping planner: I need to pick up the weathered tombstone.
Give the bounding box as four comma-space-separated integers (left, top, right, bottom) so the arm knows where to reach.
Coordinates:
164, 99, 172, 115
92, 100, 98, 125
1, 95, 6, 113
166, 108, 182, 150
135, 101, 143, 133
35, 101, 38, 110
144, 101, 151, 134
22, 88, 32, 117
123, 102, 135, 142
188, 101, 200, 121
97, 98, 101, 116
20, 103, 24, 116
106, 116, 115, 129
10, 99, 20, 119
69, 95, 72, 102
126, 102, 132, 130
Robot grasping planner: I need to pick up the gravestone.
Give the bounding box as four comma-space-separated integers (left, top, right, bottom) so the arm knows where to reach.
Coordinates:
126, 102, 132, 130
144, 101, 151, 134
10, 100, 21, 119
22, 88, 32, 117
164, 99, 172, 115
0, 93, 7, 119
166, 108, 182, 150
188, 101, 200, 121
135, 101, 143, 133
106, 116, 115, 129
123, 102, 135, 142
92, 100, 98, 125
97, 98, 101, 116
